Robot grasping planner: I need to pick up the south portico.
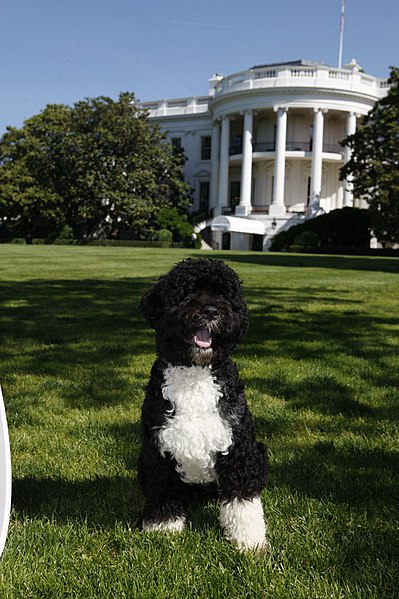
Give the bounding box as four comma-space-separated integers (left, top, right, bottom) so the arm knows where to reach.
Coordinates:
142, 59, 388, 250
209, 103, 360, 250
210, 105, 359, 219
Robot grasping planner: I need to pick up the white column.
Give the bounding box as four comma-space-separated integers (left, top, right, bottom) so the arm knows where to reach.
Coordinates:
270, 107, 288, 216
209, 120, 220, 211
343, 112, 357, 207
236, 110, 253, 216
309, 108, 326, 213
216, 115, 230, 214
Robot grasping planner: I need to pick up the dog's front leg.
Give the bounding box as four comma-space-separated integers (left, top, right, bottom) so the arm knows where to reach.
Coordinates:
138, 440, 187, 533
216, 430, 269, 552
219, 495, 268, 552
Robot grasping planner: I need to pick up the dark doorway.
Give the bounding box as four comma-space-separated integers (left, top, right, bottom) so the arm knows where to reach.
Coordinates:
222, 232, 231, 250
252, 234, 264, 251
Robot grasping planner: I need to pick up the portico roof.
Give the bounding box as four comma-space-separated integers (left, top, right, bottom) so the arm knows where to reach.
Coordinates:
211, 215, 265, 235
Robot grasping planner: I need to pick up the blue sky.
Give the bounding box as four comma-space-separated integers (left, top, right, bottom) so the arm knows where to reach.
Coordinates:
1, 0, 398, 134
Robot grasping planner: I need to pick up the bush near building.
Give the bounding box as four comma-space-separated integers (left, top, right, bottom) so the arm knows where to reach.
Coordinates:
290, 230, 322, 253
270, 208, 371, 253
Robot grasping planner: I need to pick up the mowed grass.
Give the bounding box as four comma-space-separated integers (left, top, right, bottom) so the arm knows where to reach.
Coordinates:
0, 245, 398, 598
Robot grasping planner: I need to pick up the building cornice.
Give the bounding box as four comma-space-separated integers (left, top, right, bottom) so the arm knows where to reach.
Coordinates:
209, 85, 382, 108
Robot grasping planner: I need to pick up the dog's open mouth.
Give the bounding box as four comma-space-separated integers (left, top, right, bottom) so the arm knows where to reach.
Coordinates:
193, 328, 212, 349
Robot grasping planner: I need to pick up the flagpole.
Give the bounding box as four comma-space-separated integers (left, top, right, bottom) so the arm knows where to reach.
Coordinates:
338, 0, 345, 69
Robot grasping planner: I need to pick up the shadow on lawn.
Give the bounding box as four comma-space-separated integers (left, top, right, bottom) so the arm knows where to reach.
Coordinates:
12, 475, 143, 528
0, 276, 159, 410
266, 437, 399, 508
11, 474, 221, 533
11, 417, 145, 527
219, 252, 399, 274
241, 284, 399, 372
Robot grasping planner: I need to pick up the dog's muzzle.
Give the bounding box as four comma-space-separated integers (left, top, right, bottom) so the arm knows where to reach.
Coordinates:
193, 304, 220, 363
193, 305, 220, 350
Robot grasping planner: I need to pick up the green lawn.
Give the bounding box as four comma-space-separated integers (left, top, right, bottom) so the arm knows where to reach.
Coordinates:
0, 245, 398, 598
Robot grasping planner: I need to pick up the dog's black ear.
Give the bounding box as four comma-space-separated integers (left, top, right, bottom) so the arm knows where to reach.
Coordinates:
139, 283, 163, 328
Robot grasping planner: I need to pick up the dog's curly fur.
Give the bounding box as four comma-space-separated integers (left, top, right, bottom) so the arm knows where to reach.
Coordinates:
138, 258, 269, 551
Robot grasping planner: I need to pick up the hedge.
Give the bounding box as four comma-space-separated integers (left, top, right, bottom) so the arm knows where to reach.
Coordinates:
270, 208, 371, 252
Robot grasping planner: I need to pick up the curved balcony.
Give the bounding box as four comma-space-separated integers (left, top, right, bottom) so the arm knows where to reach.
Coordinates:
229, 140, 344, 157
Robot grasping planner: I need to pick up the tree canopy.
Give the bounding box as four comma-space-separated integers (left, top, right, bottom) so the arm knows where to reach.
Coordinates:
340, 67, 399, 245
0, 93, 191, 241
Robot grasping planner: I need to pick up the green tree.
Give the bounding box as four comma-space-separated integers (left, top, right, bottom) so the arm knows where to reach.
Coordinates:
0, 93, 191, 241
0, 104, 70, 240
340, 67, 399, 245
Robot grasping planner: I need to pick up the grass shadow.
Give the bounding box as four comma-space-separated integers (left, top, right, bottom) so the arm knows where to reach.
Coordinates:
12, 418, 144, 527
0, 277, 160, 410
216, 252, 399, 274
239, 284, 399, 370
12, 475, 143, 528
269, 440, 399, 507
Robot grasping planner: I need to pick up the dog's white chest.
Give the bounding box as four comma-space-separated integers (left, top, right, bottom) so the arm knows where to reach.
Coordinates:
157, 365, 232, 484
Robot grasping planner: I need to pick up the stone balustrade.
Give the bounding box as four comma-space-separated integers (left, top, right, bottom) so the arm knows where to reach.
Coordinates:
141, 63, 389, 119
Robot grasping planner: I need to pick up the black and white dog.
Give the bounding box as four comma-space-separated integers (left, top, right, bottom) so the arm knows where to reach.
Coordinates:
138, 258, 269, 551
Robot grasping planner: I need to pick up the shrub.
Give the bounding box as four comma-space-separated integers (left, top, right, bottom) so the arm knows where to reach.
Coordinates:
156, 229, 173, 242
290, 231, 321, 252
9, 238, 26, 244
87, 240, 173, 248
270, 208, 371, 252
52, 239, 79, 245
156, 206, 194, 242
54, 225, 74, 240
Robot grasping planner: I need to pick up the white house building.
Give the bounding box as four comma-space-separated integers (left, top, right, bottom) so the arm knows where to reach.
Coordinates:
141, 59, 389, 250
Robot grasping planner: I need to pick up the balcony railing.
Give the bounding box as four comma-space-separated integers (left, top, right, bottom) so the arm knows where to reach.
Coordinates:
253, 142, 275, 152
140, 96, 210, 117
229, 140, 343, 156
229, 140, 344, 156
229, 143, 243, 155
214, 64, 389, 100
142, 64, 390, 119
323, 143, 344, 155
286, 140, 311, 151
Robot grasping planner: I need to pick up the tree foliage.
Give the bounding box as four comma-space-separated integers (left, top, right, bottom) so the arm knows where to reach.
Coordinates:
340, 67, 399, 245
0, 93, 191, 240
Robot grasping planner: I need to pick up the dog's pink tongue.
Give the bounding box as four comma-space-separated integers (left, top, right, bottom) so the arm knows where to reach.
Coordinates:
194, 328, 212, 349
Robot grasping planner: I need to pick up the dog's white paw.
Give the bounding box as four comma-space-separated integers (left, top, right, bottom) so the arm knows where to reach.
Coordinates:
220, 496, 269, 552
142, 516, 186, 533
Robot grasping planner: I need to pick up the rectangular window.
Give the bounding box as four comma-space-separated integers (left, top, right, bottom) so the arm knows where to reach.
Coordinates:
171, 137, 182, 150
199, 181, 210, 211
306, 176, 311, 206
230, 181, 241, 210
201, 136, 212, 160
230, 134, 243, 155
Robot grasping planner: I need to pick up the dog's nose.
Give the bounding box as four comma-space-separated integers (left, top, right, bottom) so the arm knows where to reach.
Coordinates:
201, 305, 219, 320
